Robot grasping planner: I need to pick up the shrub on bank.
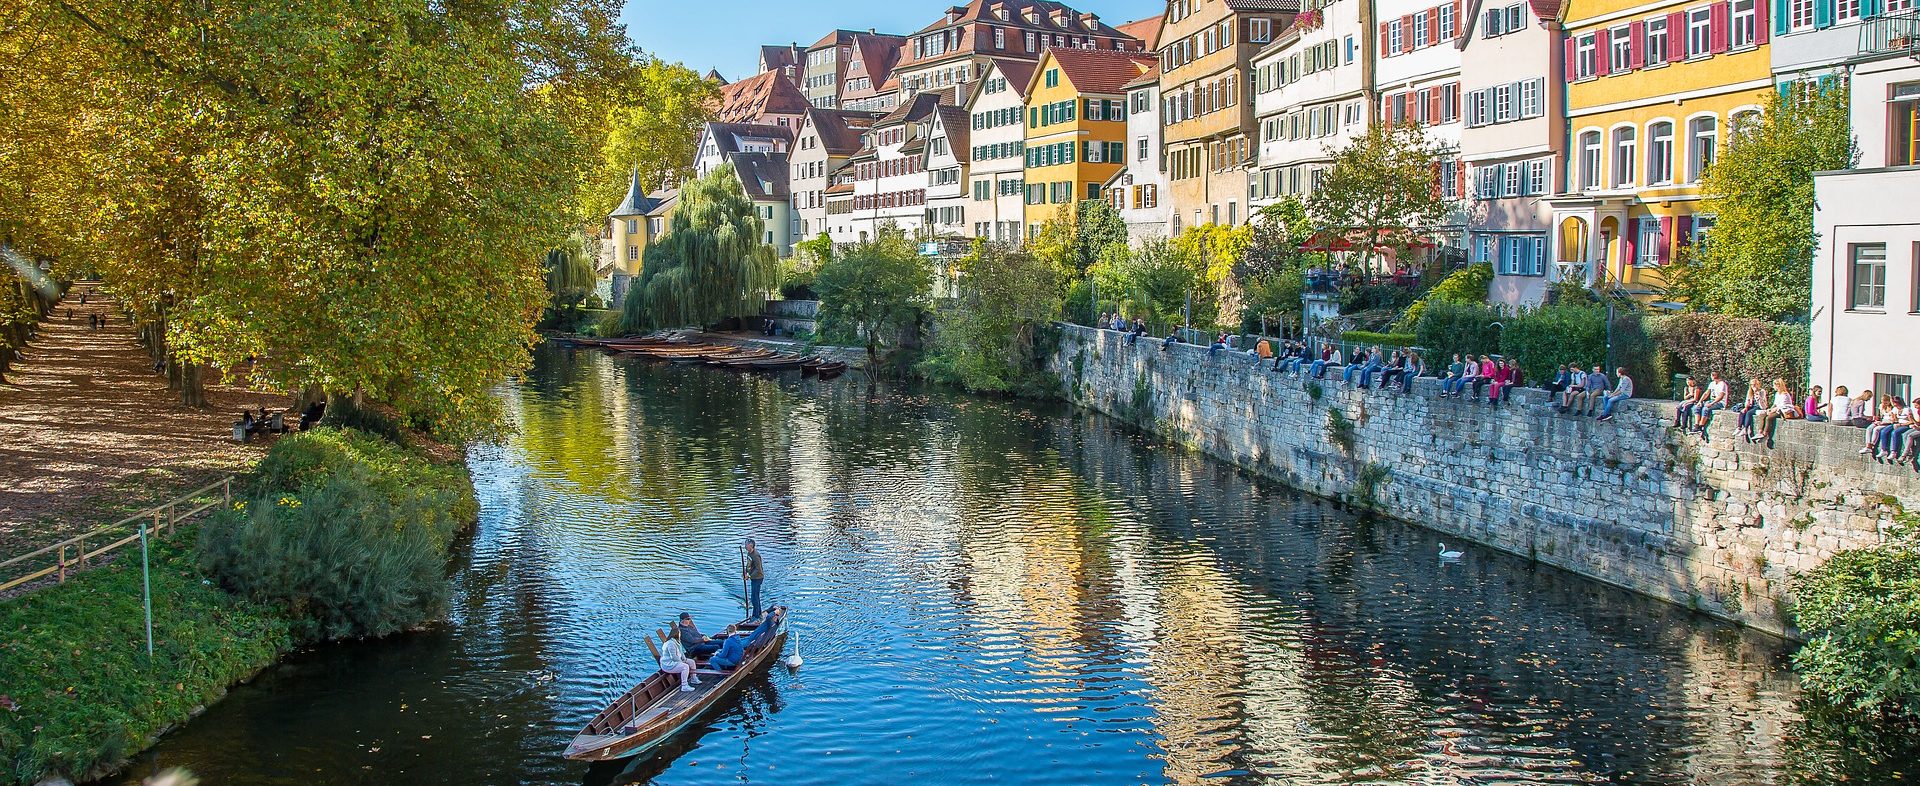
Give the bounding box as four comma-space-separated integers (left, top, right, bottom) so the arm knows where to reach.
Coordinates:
199, 428, 476, 644
0, 531, 291, 785
1791, 520, 1920, 719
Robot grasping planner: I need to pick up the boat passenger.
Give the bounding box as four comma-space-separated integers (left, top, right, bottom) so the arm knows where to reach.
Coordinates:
708, 628, 749, 671
658, 632, 700, 692
675, 612, 723, 658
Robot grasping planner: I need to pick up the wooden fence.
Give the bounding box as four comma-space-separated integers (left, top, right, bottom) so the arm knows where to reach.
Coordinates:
0, 477, 233, 594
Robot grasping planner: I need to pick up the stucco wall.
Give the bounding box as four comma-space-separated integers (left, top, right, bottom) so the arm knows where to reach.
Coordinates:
1049, 324, 1910, 637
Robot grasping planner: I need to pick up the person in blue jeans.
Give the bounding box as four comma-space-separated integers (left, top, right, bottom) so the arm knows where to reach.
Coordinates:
743, 539, 765, 619
708, 629, 750, 670
1596, 367, 1635, 421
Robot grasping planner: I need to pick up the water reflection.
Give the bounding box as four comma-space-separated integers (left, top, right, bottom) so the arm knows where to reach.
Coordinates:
102, 346, 1904, 786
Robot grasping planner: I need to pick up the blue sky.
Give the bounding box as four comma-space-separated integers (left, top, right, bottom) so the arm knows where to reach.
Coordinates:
620, 0, 1168, 81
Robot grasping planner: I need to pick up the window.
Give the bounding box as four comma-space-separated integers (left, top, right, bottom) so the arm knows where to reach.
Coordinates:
994, 28, 1005, 49
1687, 7, 1713, 57
1494, 83, 1514, 123
1519, 79, 1542, 117
1576, 34, 1597, 79
1025, 31, 1036, 51
1645, 17, 1669, 63
1732, 0, 1757, 46
1610, 25, 1633, 72
1251, 18, 1272, 42
626, 245, 639, 260
1506, 4, 1525, 31
1414, 11, 1431, 48
625, 219, 638, 234
1045, 69, 1059, 88
1498, 235, 1547, 276
1612, 126, 1637, 186
1789, 0, 1814, 29
1050, 181, 1071, 203
1636, 218, 1663, 266
1892, 84, 1920, 165
1647, 121, 1674, 184
1851, 244, 1888, 309
1389, 20, 1404, 54
1687, 116, 1717, 181
1137, 137, 1149, 161
1876, 373, 1914, 403
1440, 4, 1457, 38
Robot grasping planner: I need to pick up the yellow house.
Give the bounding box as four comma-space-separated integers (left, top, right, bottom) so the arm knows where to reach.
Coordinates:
1545, 0, 1772, 299
1022, 48, 1159, 234
607, 170, 678, 305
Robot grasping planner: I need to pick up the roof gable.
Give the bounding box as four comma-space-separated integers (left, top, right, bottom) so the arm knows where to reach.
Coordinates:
1031, 48, 1157, 96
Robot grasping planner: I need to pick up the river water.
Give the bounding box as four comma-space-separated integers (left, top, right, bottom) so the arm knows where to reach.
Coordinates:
104, 345, 1890, 785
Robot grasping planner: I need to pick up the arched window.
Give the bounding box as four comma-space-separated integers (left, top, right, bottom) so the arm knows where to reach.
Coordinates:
1612, 126, 1637, 187
1579, 130, 1603, 190
1730, 109, 1762, 139
1647, 121, 1675, 184
1688, 116, 1718, 182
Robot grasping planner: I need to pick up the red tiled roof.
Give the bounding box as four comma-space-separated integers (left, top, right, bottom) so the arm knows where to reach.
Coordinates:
803, 107, 884, 156
1116, 16, 1163, 50
897, 0, 1142, 68
1223, 0, 1301, 10
1039, 48, 1157, 96
987, 58, 1039, 99
716, 70, 811, 124
1122, 62, 1161, 91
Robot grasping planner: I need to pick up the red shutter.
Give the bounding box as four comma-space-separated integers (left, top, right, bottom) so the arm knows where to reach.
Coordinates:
1595, 28, 1612, 75
1451, 0, 1464, 38
1630, 21, 1647, 69
1667, 12, 1686, 61
1428, 11, 1440, 44
1456, 158, 1467, 197
1756, 0, 1770, 43
1431, 162, 1444, 198
1564, 38, 1578, 80
1621, 221, 1637, 267
1676, 215, 1694, 250
1381, 23, 1391, 55
1450, 82, 1461, 119
1402, 14, 1416, 51
1711, 2, 1730, 53
1657, 216, 1674, 264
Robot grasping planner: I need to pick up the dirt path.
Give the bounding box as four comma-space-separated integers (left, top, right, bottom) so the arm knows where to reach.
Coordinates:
0, 284, 289, 557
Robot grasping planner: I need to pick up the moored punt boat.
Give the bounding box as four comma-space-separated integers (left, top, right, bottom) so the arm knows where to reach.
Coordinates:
563, 607, 789, 762
713, 356, 809, 371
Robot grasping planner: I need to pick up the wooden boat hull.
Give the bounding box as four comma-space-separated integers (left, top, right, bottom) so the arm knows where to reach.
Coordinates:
563, 608, 789, 762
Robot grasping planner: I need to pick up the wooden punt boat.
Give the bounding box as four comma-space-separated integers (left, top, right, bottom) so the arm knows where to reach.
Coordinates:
563, 607, 789, 762
715, 356, 809, 370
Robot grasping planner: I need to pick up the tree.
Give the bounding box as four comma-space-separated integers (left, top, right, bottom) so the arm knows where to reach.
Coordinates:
1089, 238, 1212, 330
623, 163, 779, 331
1235, 198, 1320, 334
813, 225, 933, 367
544, 235, 597, 317
1308, 123, 1453, 275
1791, 518, 1920, 719
920, 242, 1063, 394
1028, 199, 1128, 277
583, 58, 717, 222
1667, 87, 1856, 319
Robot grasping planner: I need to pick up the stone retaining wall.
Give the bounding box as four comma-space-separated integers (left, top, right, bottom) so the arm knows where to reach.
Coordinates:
1048, 324, 1914, 637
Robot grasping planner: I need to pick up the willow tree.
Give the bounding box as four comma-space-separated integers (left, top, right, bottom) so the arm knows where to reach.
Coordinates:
545, 236, 597, 316
623, 163, 778, 331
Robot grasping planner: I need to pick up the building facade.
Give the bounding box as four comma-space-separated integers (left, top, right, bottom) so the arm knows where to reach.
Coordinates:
839, 34, 910, 111
890, 0, 1144, 100
1461, 0, 1567, 306
1160, 0, 1298, 232
1021, 48, 1158, 234
791, 108, 881, 247
726, 151, 799, 258
1106, 64, 1172, 241
1545, 0, 1772, 298
714, 69, 813, 128
694, 122, 793, 178
1250, 2, 1372, 213
1808, 10, 1920, 402
1375, 0, 1469, 262
842, 91, 955, 242
924, 105, 974, 238
964, 59, 1038, 242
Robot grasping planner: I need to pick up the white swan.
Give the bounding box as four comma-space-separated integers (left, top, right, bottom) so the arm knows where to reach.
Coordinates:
785, 630, 803, 670
1438, 543, 1464, 560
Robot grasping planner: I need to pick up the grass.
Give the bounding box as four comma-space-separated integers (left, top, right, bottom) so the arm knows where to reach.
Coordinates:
0, 526, 292, 785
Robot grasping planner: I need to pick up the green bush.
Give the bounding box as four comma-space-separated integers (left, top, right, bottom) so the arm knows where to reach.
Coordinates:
200, 428, 476, 644
1499, 302, 1610, 385
1653, 312, 1810, 390
1791, 523, 1920, 719
1413, 301, 1501, 364
779, 265, 817, 301
1396, 262, 1492, 331
1341, 330, 1416, 348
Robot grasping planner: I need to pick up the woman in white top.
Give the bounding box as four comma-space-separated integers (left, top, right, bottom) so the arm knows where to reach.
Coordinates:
658, 633, 702, 692
1751, 378, 1798, 444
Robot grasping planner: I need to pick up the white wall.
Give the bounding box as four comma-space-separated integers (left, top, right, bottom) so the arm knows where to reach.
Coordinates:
1251, 2, 1370, 208
1811, 166, 1920, 402
963, 64, 1029, 243
1115, 80, 1170, 241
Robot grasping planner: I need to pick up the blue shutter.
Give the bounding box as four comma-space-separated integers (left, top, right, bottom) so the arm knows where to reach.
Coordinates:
1814, 0, 1834, 28
1773, 0, 1790, 35
1776, 81, 1792, 101
1863, 0, 1883, 17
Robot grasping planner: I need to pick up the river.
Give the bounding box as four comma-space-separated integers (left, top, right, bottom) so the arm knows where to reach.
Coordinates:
102, 344, 1888, 785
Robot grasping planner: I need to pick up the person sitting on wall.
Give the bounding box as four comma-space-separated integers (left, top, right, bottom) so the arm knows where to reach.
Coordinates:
1572, 365, 1609, 416
1595, 367, 1636, 422
1208, 332, 1229, 359
1803, 385, 1831, 423
1162, 331, 1179, 351
1673, 376, 1704, 430
1308, 346, 1342, 381
1488, 358, 1517, 405
1693, 372, 1730, 434
1542, 364, 1572, 406
1842, 386, 1873, 427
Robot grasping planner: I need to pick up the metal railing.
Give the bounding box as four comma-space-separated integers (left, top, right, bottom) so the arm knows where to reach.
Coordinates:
1858, 11, 1920, 56
0, 477, 232, 594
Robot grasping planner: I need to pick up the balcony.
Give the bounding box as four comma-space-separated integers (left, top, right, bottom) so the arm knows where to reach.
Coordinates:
1858, 11, 1920, 56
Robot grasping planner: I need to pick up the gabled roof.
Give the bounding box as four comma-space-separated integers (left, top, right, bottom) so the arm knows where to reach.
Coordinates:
1223, 0, 1301, 10
906, 0, 1132, 41
705, 69, 728, 85
1122, 62, 1161, 91
1033, 48, 1157, 96
980, 57, 1039, 100
715, 70, 811, 124
935, 106, 971, 161
702, 121, 794, 156
1116, 16, 1163, 50
847, 34, 908, 91
759, 44, 804, 74
727, 152, 790, 201
875, 86, 961, 127
802, 107, 884, 156
899, 136, 927, 155
642, 188, 678, 218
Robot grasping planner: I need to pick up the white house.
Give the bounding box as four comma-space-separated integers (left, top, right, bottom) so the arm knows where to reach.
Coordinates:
1808, 34, 1920, 403
1106, 63, 1171, 242
962, 58, 1036, 244
841, 89, 957, 243
1250, 3, 1371, 211
1460, 0, 1566, 306
1374, 0, 1469, 254
693, 122, 792, 178
924, 105, 972, 239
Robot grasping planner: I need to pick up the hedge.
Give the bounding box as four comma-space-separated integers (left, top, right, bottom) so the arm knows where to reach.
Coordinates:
1341, 330, 1417, 348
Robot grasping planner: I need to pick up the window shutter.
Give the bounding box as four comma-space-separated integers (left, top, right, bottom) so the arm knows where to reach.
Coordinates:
1620, 222, 1637, 267
1711, 2, 1730, 52
1656, 216, 1673, 264
1630, 21, 1647, 69
1667, 12, 1686, 61
1595, 28, 1612, 75
1770, 0, 1786, 38
1676, 215, 1694, 250
1431, 161, 1444, 199
1486, 9, 1501, 35
1427, 12, 1440, 44
1864, 0, 1884, 17
1815, 0, 1835, 27
1564, 38, 1578, 80
1453, 1, 1465, 36
1457, 159, 1467, 199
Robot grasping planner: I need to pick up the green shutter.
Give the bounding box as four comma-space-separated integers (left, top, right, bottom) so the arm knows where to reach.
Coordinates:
1774, 0, 1789, 35
1815, 0, 1834, 28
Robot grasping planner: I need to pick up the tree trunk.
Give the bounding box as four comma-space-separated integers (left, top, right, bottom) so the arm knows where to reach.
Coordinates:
180, 362, 207, 408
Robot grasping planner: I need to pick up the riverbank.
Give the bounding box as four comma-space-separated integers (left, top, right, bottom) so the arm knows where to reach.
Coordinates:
0, 428, 476, 786
1048, 324, 1913, 637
